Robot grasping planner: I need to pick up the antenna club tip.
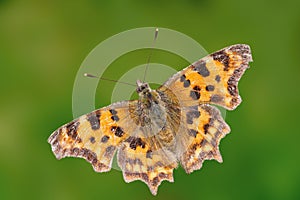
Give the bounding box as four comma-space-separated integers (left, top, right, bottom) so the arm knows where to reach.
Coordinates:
84, 73, 98, 78
155, 28, 159, 32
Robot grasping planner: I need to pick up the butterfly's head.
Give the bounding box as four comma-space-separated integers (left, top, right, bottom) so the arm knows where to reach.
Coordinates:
136, 80, 151, 95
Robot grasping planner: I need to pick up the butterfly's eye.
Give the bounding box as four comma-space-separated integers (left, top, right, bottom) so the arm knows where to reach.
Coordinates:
136, 86, 144, 93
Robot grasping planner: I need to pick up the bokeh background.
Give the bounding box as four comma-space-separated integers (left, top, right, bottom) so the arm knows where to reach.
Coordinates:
1, 0, 300, 200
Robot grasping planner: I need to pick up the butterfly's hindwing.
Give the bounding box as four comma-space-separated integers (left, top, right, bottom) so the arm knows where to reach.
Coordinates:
178, 104, 230, 173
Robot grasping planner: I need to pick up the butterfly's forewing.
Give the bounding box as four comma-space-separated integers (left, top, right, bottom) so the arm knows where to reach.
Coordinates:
160, 44, 252, 110
48, 101, 137, 172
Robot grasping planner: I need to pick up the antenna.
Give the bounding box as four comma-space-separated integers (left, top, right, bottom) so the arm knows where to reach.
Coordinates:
84, 73, 136, 87
143, 28, 159, 82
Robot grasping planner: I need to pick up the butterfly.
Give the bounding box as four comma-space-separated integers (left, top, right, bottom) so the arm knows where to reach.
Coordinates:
48, 44, 252, 195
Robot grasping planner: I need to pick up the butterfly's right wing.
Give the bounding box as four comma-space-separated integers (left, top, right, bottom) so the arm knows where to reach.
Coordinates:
157, 44, 252, 173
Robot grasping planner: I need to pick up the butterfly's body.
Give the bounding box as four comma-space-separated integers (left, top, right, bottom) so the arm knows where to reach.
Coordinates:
133, 81, 168, 130
48, 44, 252, 195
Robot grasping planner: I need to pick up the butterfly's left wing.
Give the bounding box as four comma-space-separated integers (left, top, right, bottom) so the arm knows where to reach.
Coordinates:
48, 101, 138, 172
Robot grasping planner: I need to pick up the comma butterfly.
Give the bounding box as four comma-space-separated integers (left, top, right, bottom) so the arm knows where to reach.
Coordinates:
48, 44, 252, 195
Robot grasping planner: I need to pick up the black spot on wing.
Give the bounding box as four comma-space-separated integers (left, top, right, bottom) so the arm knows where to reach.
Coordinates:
87, 110, 101, 130
190, 86, 201, 100
206, 85, 215, 91
180, 75, 186, 82
89, 136, 96, 143
101, 135, 109, 143
215, 75, 221, 82
109, 109, 118, 115
111, 115, 119, 122
180, 74, 191, 88
193, 60, 210, 77
111, 126, 125, 137
183, 79, 190, 87
109, 109, 120, 122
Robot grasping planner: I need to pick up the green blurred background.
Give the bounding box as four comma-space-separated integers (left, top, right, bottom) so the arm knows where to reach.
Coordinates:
1, 0, 300, 199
